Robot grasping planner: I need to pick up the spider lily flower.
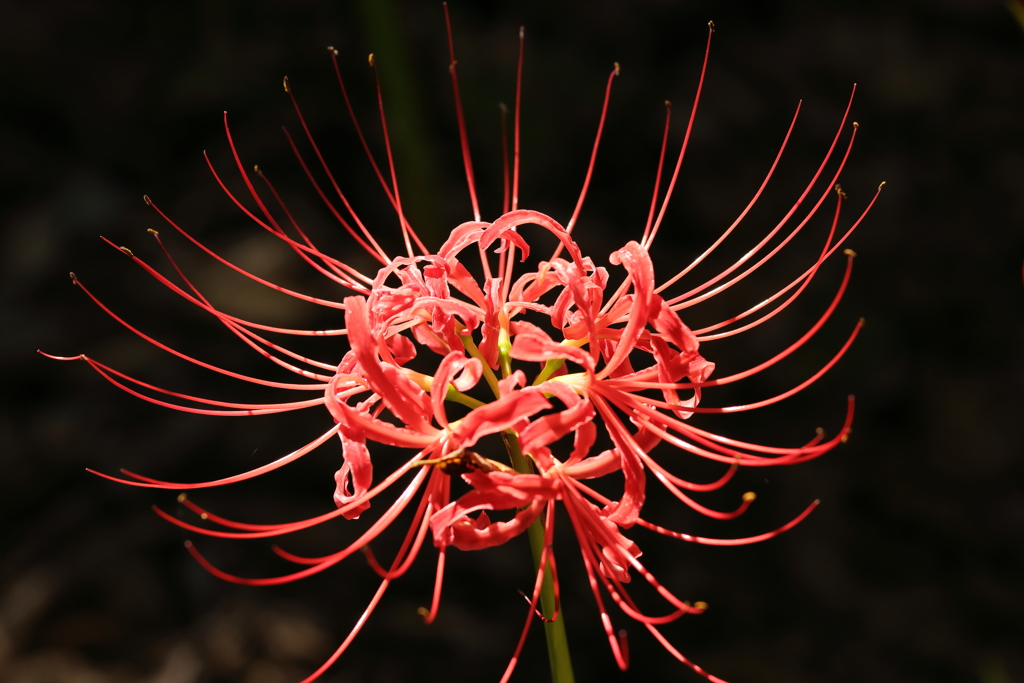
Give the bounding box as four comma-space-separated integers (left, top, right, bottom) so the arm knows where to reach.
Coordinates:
45, 12, 881, 683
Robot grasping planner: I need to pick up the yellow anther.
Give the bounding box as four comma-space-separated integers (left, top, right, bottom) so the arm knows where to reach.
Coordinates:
694, 601, 708, 610
844, 248, 857, 257
613, 61, 621, 75
878, 181, 887, 190
708, 20, 715, 30
282, 76, 290, 92
742, 491, 757, 502
200, 513, 208, 520
120, 247, 134, 257
368, 53, 375, 66
147, 228, 159, 236
176, 493, 188, 503
853, 121, 860, 128
143, 195, 152, 205
327, 46, 338, 56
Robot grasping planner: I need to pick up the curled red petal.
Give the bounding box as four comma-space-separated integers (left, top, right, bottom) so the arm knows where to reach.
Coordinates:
451, 389, 551, 449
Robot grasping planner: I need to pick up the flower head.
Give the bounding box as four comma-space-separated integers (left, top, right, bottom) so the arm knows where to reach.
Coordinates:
47, 13, 880, 683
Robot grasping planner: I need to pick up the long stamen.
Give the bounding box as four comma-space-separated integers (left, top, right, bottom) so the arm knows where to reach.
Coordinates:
119, 237, 346, 339
656, 101, 801, 295
419, 473, 450, 624
90, 424, 341, 490
176, 466, 428, 557
368, 55, 420, 258
694, 183, 882, 338
148, 231, 341, 375
500, 103, 511, 215
682, 250, 858, 390
254, 166, 373, 289
513, 26, 524, 212
161, 453, 419, 537
594, 393, 752, 519
597, 100, 675, 319
84, 355, 326, 416
221, 111, 288, 234
561, 490, 629, 670
443, 2, 481, 223
283, 78, 392, 262
206, 151, 370, 290
644, 23, 714, 249
694, 186, 844, 340
641, 101, 673, 246
328, 45, 422, 250
628, 393, 855, 466
145, 196, 348, 309
70, 267, 332, 386
498, 102, 511, 281
637, 499, 819, 546
664, 92, 858, 305
297, 577, 392, 683
549, 63, 620, 267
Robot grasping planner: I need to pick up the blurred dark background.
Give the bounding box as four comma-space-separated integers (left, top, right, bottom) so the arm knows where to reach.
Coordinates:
2, 1, 1022, 682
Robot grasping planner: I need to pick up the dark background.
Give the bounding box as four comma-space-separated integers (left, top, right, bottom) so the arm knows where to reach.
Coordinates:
2, 1, 1022, 682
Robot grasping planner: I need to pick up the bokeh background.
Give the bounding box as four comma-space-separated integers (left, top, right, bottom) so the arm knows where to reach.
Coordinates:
2, 1, 1022, 682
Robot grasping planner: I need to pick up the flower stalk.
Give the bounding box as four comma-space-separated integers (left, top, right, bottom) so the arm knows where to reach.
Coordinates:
503, 430, 575, 682
500, 331, 575, 682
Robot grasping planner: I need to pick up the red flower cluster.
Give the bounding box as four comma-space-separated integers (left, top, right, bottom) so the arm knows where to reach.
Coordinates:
48, 16, 880, 683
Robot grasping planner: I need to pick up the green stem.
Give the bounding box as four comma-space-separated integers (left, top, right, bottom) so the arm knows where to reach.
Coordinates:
502, 431, 575, 683
460, 330, 502, 398
533, 357, 565, 386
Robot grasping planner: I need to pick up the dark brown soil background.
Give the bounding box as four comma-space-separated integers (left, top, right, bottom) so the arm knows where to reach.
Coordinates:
2, 1, 1022, 682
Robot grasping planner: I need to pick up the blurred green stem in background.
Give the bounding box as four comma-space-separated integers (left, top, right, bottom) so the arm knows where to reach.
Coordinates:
1008, 0, 1024, 30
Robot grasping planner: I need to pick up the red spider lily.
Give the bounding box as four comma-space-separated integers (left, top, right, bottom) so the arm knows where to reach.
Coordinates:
45, 12, 882, 683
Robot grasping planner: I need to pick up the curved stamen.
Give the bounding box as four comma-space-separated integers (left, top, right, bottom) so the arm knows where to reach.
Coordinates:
84, 355, 326, 416
443, 2, 481, 224
549, 63, 620, 267
90, 424, 341, 490
71, 268, 332, 387
693, 182, 882, 337
641, 101, 673, 246
513, 26, 524, 212
157, 454, 424, 537
664, 93, 858, 306
284, 78, 392, 262
637, 499, 819, 546
115, 239, 346, 339
145, 196, 348, 309
253, 167, 373, 290
328, 46, 420, 247
148, 231, 341, 376
655, 102, 800, 294
296, 576, 392, 683
644, 23, 715, 250
181, 467, 429, 585
560, 490, 630, 671
368, 55, 423, 258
